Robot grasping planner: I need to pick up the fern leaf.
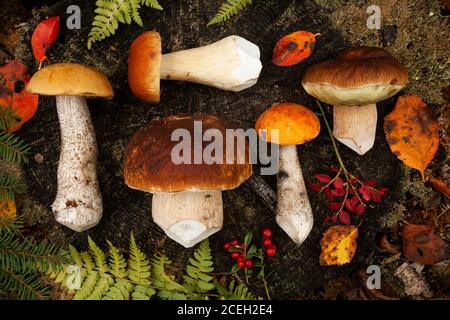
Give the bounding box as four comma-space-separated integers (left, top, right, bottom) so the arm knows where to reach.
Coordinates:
80, 251, 95, 270
0, 173, 26, 201
73, 271, 98, 300
214, 279, 257, 300
68, 245, 84, 267
87, 237, 108, 273
130, 0, 143, 26
183, 240, 214, 293
103, 279, 133, 300
85, 275, 114, 300
141, 0, 163, 10
128, 233, 151, 285
132, 284, 155, 300
208, 0, 253, 26
151, 255, 187, 298
107, 240, 127, 278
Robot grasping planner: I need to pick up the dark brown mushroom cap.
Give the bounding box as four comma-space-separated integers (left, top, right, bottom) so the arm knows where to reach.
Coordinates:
302, 47, 409, 105
124, 114, 253, 193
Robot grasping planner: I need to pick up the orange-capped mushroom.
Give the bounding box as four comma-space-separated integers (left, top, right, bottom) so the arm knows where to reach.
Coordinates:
256, 103, 320, 245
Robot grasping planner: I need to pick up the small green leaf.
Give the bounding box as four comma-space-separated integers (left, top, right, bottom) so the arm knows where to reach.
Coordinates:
244, 232, 252, 246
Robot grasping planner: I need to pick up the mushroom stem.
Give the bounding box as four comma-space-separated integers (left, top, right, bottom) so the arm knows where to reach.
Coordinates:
152, 190, 223, 248
276, 145, 313, 244
52, 96, 102, 232
333, 104, 377, 155
160, 35, 262, 92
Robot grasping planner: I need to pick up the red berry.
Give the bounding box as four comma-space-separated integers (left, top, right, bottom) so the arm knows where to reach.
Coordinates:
230, 239, 239, 246
223, 242, 231, 251
262, 227, 272, 238
263, 238, 272, 247
237, 260, 245, 269
231, 252, 240, 260
237, 257, 245, 264
265, 245, 277, 257
245, 260, 254, 269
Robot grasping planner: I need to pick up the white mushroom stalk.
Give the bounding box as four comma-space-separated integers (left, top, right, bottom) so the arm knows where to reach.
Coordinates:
152, 191, 223, 248
333, 104, 378, 155
52, 96, 102, 232
159, 35, 262, 92
277, 145, 313, 244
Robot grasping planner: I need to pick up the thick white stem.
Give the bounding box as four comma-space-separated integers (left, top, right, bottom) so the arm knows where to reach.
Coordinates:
333, 104, 377, 155
160, 35, 262, 91
276, 145, 313, 245
152, 190, 223, 248
52, 96, 102, 232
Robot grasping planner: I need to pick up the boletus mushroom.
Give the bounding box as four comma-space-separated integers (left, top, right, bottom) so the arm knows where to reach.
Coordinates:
302, 47, 408, 155
128, 31, 262, 103
256, 103, 320, 244
27, 63, 113, 232
124, 114, 252, 248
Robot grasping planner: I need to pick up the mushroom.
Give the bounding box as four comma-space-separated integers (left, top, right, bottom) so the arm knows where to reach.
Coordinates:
302, 47, 408, 155
124, 114, 252, 248
27, 63, 114, 232
128, 31, 262, 103
256, 103, 320, 244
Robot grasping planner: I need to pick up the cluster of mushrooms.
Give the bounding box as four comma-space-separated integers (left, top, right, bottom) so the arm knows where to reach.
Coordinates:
26, 31, 408, 247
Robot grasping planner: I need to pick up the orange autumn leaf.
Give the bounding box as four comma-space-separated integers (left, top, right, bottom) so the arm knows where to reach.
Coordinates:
384, 94, 439, 180
0, 59, 39, 132
0, 199, 16, 218
272, 31, 320, 67
320, 225, 358, 266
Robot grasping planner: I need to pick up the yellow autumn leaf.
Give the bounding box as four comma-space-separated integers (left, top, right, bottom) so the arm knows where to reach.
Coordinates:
384, 94, 439, 180
0, 199, 16, 218
320, 225, 358, 266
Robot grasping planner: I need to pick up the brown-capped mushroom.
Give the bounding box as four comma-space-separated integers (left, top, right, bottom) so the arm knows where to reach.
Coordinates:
27, 63, 113, 232
302, 47, 408, 155
128, 32, 262, 103
124, 114, 252, 248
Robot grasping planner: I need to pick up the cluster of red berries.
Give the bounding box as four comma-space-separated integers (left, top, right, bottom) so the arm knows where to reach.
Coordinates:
223, 228, 277, 270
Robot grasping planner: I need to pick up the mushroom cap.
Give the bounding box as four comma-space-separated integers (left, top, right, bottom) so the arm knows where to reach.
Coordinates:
27, 63, 113, 98
302, 47, 408, 106
255, 103, 320, 145
124, 114, 253, 193
128, 31, 162, 103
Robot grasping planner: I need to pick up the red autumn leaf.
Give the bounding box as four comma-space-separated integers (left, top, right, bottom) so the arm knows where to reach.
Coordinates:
338, 211, 351, 225
355, 204, 365, 215
31, 16, 60, 68
332, 188, 346, 197
333, 177, 344, 190
359, 185, 371, 202
378, 188, 389, 196
365, 180, 377, 187
324, 187, 334, 201
272, 31, 320, 66
309, 183, 322, 193
0, 59, 39, 132
324, 215, 338, 224
344, 198, 357, 213
371, 191, 382, 203
315, 173, 331, 183
401, 224, 448, 265
329, 202, 342, 211
329, 165, 340, 173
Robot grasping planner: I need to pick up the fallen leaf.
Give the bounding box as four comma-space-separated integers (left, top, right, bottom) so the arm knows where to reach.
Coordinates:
320, 225, 358, 266
0, 59, 39, 132
384, 95, 439, 180
376, 232, 401, 254
0, 199, 16, 218
31, 16, 60, 69
401, 224, 448, 265
272, 31, 320, 66
427, 176, 450, 198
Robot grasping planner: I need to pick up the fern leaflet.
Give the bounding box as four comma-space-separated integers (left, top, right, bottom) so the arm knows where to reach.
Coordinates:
208, 0, 253, 26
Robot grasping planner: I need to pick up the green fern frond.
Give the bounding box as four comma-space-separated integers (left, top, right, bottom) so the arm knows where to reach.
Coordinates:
128, 233, 151, 285
88, 237, 109, 273
103, 279, 133, 300
0, 133, 30, 164
87, 0, 163, 49
151, 254, 188, 299
73, 271, 98, 300
184, 239, 214, 294
141, 0, 163, 10
107, 240, 127, 278
214, 279, 257, 300
0, 173, 26, 200
208, 0, 253, 26
0, 106, 20, 132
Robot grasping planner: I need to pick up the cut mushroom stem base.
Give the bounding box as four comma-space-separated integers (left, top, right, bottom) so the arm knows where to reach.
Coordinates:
333, 104, 377, 155
152, 190, 223, 248
52, 95, 102, 232
276, 145, 314, 245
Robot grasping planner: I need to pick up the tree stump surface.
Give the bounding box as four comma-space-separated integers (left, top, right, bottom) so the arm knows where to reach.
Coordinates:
17, 0, 404, 298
